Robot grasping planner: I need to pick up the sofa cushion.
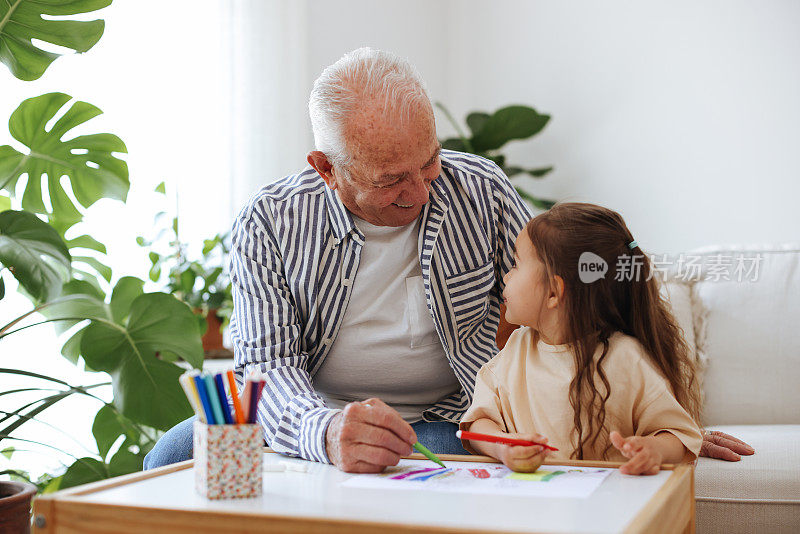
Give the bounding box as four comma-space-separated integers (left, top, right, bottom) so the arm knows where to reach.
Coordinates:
660, 278, 698, 362
695, 424, 800, 534
687, 244, 800, 425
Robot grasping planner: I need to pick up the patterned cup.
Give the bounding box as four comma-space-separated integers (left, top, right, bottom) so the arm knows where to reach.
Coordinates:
193, 420, 263, 499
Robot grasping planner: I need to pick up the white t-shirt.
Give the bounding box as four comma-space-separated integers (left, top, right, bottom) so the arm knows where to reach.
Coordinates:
313, 215, 460, 423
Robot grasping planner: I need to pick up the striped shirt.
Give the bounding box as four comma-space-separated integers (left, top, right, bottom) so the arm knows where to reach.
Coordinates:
229, 150, 533, 463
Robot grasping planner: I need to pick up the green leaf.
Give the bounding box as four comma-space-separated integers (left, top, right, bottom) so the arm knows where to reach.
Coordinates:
470, 105, 550, 152
79, 293, 202, 430
60, 326, 85, 364
503, 166, 523, 177
441, 137, 467, 152
59, 457, 107, 489
204, 267, 222, 289
1, 446, 14, 460
62, 278, 105, 300
0, 0, 111, 81
514, 187, 556, 211
66, 234, 107, 254
179, 269, 196, 295
0, 210, 70, 302
34, 293, 112, 327
0, 196, 10, 211
465, 112, 490, 136
92, 404, 124, 459
148, 265, 160, 282
0, 93, 129, 227
484, 154, 505, 168
51, 278, 106, 334
109, 276, 144, 324
202, 236, 220, 256
72, 255, 112, 282
523, 166, 553, 178
0, 276, 4, 300
148, 251, 160, 266
108, 449, 142, 477
154, 181, 166, 194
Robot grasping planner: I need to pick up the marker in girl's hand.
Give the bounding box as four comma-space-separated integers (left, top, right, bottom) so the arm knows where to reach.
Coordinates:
456, 430, 559, 451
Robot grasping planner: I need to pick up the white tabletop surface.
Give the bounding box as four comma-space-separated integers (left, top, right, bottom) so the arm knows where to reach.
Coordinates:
70, 453, 673, 533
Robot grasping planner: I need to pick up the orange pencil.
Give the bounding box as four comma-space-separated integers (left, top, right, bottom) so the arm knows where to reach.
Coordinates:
226, 370, 246, 424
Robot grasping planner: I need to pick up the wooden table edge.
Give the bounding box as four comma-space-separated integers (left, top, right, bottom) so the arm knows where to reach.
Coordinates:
32, 448, 687, 534
622, 463, 695, 534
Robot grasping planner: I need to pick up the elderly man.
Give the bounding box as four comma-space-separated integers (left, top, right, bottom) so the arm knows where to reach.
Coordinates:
144, 48, 752, 472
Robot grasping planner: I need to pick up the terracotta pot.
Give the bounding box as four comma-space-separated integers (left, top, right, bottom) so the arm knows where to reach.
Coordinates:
0, 481, 36, 534
201, 308, 224, 352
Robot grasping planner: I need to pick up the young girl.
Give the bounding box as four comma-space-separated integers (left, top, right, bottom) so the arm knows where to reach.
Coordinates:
460, 202, 703, 476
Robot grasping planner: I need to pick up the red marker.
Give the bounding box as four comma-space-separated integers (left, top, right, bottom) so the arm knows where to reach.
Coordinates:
456, 430, 559, 451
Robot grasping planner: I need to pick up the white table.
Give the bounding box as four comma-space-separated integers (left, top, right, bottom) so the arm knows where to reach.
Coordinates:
32, 452, 694, 533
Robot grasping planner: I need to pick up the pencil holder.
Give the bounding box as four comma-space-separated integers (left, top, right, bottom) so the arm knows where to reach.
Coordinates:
193, 420, 263, 499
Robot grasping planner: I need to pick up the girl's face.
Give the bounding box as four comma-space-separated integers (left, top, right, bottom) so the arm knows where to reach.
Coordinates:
502, 229, 564, 339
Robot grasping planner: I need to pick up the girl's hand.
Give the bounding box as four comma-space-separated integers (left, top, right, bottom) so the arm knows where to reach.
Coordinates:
610, 431, 662, 475
496, 432, 550, 473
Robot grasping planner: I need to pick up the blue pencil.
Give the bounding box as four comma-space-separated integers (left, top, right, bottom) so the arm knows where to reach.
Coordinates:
203, 374, 225, 425
213, 373, 234, 424
192, 374, 216, 424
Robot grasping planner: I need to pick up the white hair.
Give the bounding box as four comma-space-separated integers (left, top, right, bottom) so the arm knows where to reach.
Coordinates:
308, 47, 431, 170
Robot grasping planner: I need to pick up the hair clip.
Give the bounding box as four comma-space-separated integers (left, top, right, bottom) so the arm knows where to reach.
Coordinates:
628, 240, 638, 249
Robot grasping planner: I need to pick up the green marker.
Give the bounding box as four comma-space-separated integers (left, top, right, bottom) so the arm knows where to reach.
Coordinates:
413, 442, 446, 468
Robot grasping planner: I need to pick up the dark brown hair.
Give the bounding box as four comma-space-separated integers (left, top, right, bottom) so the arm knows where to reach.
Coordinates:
526, 202, 701, 459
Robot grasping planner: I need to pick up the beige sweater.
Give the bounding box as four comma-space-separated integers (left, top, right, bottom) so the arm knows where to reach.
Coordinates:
460, 327, 702, 462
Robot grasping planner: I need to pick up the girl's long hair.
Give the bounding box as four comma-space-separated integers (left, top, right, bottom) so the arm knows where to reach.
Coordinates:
526, 202, 701, 459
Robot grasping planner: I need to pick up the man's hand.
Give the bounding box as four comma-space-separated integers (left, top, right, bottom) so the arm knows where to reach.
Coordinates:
325, 398, 417, 473
495, 432, 550, 473
610, 431, 663, 475
700, 430, 755, 461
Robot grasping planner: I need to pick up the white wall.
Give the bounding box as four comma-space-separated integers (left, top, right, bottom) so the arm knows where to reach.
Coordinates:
439, 0, 800, 253
235, 0, 800, 254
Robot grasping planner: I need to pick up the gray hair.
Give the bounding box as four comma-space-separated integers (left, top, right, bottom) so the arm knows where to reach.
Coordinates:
308, 47, 431, 170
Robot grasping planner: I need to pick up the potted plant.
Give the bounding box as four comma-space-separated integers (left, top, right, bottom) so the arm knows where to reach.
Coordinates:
0, 480, 37, 533
0, 0, 204, 496
436, 102, 556, 210
137, 186, 233, 357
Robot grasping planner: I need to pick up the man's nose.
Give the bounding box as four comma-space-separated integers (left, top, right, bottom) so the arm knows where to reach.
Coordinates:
407, 174, 431, 205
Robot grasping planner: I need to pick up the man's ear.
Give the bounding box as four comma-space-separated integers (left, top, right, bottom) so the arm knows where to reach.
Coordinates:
307, 151, 337, 189
547, 275, 565, 309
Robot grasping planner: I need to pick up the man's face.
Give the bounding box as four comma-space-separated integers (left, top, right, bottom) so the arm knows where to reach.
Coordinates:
333, 103, 441, 227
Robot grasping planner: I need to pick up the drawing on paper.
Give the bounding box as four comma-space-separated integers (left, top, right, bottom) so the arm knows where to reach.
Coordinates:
342, 459, 613, 498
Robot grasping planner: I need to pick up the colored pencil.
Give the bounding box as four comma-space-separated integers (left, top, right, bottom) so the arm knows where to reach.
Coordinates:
203, 374, 225, 425
456, 430, 558, 451
179, 372, 206, 423
413, 442, 446, 468
226, 370, 246, 424
192, 374, 216, 424
213, 373, 234, 424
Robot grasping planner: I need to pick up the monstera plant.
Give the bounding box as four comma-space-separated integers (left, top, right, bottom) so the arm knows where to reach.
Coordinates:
0, 0, 204, 491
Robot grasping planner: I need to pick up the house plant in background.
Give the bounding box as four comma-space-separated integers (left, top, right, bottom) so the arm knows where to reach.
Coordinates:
137, 183, 233, 358
436, 103, 556, 210
0, 0, 204, 517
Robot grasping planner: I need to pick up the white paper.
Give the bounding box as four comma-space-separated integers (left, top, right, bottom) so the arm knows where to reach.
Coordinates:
341, 459, 613, 499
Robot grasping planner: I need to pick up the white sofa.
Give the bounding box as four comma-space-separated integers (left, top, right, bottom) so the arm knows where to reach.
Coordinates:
662, 243, 800, 534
